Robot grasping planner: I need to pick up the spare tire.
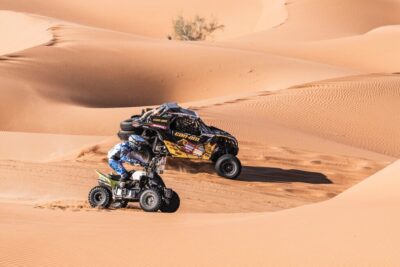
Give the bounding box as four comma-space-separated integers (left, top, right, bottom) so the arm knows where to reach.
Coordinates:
117, 130, 136, 141
120, 119, 135, 131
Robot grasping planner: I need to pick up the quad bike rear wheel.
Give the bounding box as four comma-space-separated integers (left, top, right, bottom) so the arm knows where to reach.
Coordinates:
88, 186, 112, 208
139, 189, 162, 212
160, 191, 180, 213
215, 154, 242, 179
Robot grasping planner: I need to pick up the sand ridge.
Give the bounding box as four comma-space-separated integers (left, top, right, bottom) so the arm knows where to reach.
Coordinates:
0, 10, 55, 55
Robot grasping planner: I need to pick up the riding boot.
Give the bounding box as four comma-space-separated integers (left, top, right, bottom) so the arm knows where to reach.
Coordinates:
119, 173, 130, 189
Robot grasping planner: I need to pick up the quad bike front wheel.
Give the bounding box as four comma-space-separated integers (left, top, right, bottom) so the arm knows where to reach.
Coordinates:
139, 189, 162, 212
88, 186, 112, 208
215, 154, 242, 179
160, 191, 180, 213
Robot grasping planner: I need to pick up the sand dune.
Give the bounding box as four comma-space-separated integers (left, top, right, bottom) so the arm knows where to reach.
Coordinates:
285, 25, 400, 73
237, 0, 400, 42
224, 25, 400, 73
214, 0, 400, 73
3, 0, 400, 41
195, 74, 400, 158
0, 160, 398, 267
0, 141, 388, 213
0, 20, 354, 135
0, 0, 399, 266
0, 0, 286, 39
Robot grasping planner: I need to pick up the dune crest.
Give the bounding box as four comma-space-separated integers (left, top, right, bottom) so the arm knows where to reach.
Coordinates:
236, 0, 400, 42
0, 0, 287, 39
0, 11, 54, 56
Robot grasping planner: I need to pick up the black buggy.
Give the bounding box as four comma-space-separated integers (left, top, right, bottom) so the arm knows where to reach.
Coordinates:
118, 103, 241, 179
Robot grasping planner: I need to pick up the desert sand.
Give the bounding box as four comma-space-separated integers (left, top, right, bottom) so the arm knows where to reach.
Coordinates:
0, 0, 399, 266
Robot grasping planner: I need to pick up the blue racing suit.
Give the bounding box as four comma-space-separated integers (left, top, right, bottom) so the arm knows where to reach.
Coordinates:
107, 142, 144, 179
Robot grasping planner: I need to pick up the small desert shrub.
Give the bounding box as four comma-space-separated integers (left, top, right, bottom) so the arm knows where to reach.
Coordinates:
169, 15, 225, 41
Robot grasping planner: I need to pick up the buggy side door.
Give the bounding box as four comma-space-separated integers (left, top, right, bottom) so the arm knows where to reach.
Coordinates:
168, 116, 205, 158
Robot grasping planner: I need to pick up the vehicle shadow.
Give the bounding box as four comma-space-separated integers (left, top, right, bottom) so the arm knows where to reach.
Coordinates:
239, 166, 332, 184
167, 159, 332, 184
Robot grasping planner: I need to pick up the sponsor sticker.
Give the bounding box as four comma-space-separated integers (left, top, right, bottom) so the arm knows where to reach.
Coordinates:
150, 124, 167, 130
174, 132, 200, 142
193, 148, 204, 156
153, 118, 168, 123
183, 143, 195, 153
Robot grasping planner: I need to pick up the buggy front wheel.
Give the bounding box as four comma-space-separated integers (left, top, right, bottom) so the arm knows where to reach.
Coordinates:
215, 154, 242, 179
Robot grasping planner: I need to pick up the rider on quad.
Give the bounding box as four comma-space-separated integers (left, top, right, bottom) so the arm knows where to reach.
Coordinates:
107, 135, 148, 188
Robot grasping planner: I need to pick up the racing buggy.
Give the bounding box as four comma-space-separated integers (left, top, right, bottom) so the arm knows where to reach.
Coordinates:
88, 155, 180, 212
118, 103, 241, 179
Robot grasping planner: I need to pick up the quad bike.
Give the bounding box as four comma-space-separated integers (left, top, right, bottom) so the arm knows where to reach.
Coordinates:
118, 102, 242, 179
88, 155, 180, 213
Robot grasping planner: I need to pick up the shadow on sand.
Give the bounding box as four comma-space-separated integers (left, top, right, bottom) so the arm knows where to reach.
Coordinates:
239, 166, 332, 184
168, 159, 332, 184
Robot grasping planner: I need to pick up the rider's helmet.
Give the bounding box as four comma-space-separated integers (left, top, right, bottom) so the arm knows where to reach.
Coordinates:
128, 135, 147, 149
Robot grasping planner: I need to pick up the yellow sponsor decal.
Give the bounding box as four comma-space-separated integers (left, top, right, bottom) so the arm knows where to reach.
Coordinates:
203, 143, 217, 160
164, 140, 217, 160
164, 141, 198, 159
174, 132, 200, 142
